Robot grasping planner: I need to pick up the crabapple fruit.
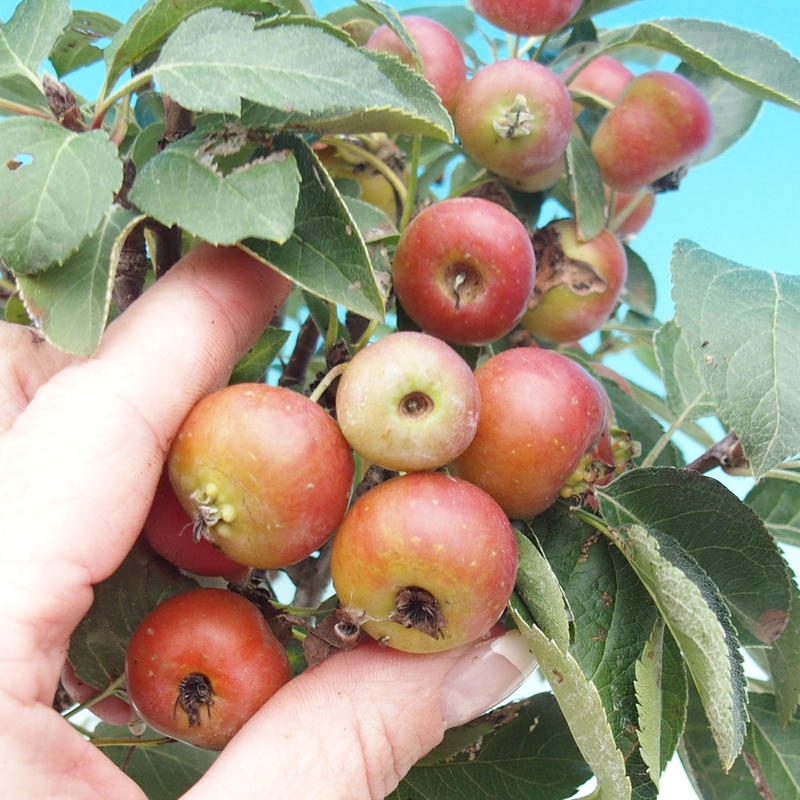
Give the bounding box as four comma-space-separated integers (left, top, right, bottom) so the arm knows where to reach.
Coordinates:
391, 196, 536, 346
455, 58, 573, 181
591, 70, 713, 192
125, 588, 291, 749
330, 472, 518, 654
168, 383, 354, 569
450, 347, 611, 518
472, 0, 582, 36
521, 218, 628, 343
335, 331, 480, 472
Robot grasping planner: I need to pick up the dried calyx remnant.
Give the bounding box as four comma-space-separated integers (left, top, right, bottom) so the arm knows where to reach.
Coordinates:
175, 672, 214, 727
390, 586, 447, 638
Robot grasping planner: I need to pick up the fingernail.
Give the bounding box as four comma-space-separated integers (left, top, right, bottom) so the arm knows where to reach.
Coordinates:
438, 630, 538, 728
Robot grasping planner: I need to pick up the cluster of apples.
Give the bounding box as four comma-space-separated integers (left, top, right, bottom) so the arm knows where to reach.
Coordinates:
122, 0, 714, 751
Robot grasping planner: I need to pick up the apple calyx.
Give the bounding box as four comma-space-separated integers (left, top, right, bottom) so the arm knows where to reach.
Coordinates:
189, 484, 236, 542
175, 671, 215, 728
493, 94, 535, 139
528, 224, 606, 309
389, 586, 447, 639
399, 391, 434, 419
446, 261, 482, 309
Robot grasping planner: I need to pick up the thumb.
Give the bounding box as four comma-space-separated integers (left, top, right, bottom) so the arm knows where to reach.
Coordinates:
186, 630, 537, 800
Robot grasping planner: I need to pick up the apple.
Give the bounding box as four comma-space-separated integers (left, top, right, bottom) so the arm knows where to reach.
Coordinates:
455, 58, 573, 181
564, 54, 634, 111
472, 0, 582, 36
591, 70, 714, 192
501, 155, 565, 194
391, 196, 536, 346
521, 218, 628, 343
449, 346, 611, 519
365, 15, 467, 114
330, 472, 518, 654
335, 331, 480, 472
168, 383, 355, 569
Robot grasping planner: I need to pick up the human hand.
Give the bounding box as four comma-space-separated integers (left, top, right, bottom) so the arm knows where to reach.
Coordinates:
0, 243, 536, 799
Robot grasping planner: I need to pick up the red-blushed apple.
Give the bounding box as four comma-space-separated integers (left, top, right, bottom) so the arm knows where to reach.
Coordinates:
564, 53, 634, 111
501, 155, 565, 194
335, 331, 480, 472
125, 588, 291, 750
168, 383, 354, 569
591, 70, 713, 192
521, 218, 628, 343
472, 0, 582, 36
144, 470, 251, 579
330, 472, 518, 654
606, 187, 655, 238
455, 58, 573, 181
449, 347, 611, 519
391, 196, 536, 345
365, 15, 466, 114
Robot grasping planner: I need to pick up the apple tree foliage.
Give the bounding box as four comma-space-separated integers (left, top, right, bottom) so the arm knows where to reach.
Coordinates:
2, 0, 800, 797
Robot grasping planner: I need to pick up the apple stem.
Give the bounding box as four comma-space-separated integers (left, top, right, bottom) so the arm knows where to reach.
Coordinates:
493, 94, 535, 139
308, 362, 348, 405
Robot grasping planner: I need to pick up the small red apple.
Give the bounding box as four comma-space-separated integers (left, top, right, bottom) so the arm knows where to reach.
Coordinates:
365, 15, 467, 114
450, 347, 611, 519
472, 0, 582, 36
521, 218, 628, 343
335, 331, 480, 472
391, 196, 536, 346
591, 70, 713, 192
606, 187, 655, 238
565, 54, 634, 111
455, 58, 573, 182
168, 383, 354, 569
330, 472, 518, 654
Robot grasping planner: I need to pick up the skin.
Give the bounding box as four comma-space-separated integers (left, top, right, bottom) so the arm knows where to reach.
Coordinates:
335, 331, 480, 471
0, 243, 536, 800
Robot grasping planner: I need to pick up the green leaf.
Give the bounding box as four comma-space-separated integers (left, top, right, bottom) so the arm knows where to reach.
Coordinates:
129, 129, 301, 246
744, 693, 800, 798
97, 723, 217, 799
671, 239, 800, 480
599, 467, 792, 646
0, 117, 123, 275
654, 319, 715, 422
511, 526, 571, 652
676, 62, 761, 164
532, 504, 659, 795
16, 205, 144, 356
679, 683, 761, 800
241, 135, 386, 321
593, 517, 747, 771
0, 0, 71, 107
389, 694, 592, 800
565, 131, 605, 242
68, 545, 197, 691
1, 0, 71, 71
762, 574, 800, 724
621, 245, 656, 318
148, 10, 453, 140
599, 18, 800, 111
746, 472, 800, 548
229, 326, 291, 384
102, 0, 273, 91
635, 618, 688, 787
50, 10, 121, 77
511, 612, 632, 800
